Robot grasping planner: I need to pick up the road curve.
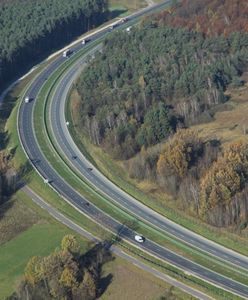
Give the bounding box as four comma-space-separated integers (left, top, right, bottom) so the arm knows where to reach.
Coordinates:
17, 2, 248, 299
48, 0, 248, 274
51, 57, 248, 272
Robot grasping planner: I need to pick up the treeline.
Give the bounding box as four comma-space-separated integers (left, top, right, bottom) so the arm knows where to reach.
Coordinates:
0, 150, 14, 206
7, 235, 113, 300
126, 129, 248, 227
159, 134, 248, 227
151, 0, 248, 37
76, 24, 248, 159
0, 0, 108, 92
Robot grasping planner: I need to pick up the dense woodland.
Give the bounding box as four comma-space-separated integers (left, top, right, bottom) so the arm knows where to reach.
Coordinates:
76, 0, 248, 227
7, 235, 113, 300
77, 25, 248, 159
0, 0, 108, 91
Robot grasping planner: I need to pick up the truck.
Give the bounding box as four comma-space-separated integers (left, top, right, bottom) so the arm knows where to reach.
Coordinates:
63, 49, 72, 58
82, 38, 90, 45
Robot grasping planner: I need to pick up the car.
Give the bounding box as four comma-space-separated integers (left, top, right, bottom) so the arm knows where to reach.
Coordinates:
24, 96, 31, 103
134, 235, 145, 243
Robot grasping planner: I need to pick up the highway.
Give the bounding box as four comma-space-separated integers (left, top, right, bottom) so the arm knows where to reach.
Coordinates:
50, 56, 248, 272
17, 1, 248, 299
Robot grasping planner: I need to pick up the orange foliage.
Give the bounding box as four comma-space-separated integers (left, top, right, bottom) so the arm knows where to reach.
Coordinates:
199, 141, 248, 216
154, 0, 248, 36
157, 129, 203, 178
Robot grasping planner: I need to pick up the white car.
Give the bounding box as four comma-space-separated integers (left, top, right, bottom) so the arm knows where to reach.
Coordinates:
134, 235, 145, 243
24, 96, 30, 103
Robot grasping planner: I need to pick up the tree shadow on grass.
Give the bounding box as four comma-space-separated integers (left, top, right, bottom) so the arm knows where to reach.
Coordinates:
99, 273, 113, 296
0, 158, 32, 216
0, 93, 18, 122
81, 242, 115, 298
0, 131, 10, 150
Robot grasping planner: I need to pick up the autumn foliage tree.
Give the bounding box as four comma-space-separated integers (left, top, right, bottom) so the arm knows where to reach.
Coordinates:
200, 141, 248, 226
157, 129, 203, 179
8, 235, 113, 300
156, 129, 204, 197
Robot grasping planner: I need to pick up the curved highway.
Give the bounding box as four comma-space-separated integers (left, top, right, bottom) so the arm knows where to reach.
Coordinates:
51, 60, 248, 272
18, 2, 248, 299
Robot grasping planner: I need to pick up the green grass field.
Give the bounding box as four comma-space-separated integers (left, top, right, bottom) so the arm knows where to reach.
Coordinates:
109, 0, 147, 12
0, 191, 92, 299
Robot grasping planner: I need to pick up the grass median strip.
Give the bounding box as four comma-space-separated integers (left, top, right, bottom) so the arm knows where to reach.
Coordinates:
29, 37, 248, 287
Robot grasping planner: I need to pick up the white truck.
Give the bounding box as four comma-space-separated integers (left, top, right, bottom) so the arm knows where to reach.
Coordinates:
82, 38, 90, 45
63, 49, 72, 58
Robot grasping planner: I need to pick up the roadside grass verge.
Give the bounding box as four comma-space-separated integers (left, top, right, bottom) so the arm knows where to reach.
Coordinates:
100, 256, 196, 300
109, 0, 147, 12
116, 240, 244, 300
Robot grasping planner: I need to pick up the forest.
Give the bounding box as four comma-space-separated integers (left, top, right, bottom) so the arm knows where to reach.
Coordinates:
0, 0, 108, 92
7, 235, 113, 300
77, 25, 248, 159
76, 0, 248, 227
